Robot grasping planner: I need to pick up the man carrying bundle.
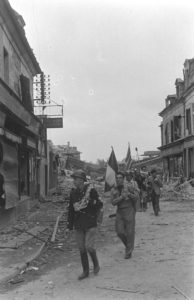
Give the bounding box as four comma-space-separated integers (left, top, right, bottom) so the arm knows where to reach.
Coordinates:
66, 169, 103, 280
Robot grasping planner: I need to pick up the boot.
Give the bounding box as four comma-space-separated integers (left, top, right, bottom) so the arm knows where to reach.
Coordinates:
89, 250, 100, 274
78, 251, 89, 280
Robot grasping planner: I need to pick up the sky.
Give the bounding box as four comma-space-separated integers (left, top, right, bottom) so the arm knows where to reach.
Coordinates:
9, 0, 194, 163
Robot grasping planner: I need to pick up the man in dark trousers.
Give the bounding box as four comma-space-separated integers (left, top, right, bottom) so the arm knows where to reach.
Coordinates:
148, 169, 163, 216
111, 171, 137, 259
66, 169, 103, 280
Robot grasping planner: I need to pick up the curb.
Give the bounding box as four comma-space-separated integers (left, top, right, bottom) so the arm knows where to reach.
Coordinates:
0, 242, 45, 284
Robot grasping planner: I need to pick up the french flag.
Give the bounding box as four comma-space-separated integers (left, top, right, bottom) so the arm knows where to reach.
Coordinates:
104, 147, 118, 192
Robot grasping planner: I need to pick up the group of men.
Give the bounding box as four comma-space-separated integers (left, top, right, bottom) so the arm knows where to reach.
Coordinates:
66, 167, 163, 280
130, 168, 163, 215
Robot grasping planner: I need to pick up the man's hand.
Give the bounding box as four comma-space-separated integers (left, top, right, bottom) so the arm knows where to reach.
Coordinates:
111, 196, 123, 206
121, 192, 129, 199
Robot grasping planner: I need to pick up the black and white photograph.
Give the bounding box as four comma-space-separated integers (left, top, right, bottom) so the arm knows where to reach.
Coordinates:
0, 0, 194, 299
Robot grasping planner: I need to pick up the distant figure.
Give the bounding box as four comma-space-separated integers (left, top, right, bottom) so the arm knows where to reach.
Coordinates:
0, 172, 5, 209
148, 169, 163, 216
140, 172, 148, 211
66, 169, 103, 280
111, 171, 136, 259
134, 168, 145, 211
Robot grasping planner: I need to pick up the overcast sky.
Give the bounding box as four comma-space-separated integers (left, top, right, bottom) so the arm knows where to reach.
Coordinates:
9, 0, 194, 163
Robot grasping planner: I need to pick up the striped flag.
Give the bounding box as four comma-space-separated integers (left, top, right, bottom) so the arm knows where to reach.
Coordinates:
104, 148, 118, 192
125, 143, 132, 170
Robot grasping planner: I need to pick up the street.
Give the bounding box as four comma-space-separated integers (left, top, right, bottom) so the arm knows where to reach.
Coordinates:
0, 181, 194, 300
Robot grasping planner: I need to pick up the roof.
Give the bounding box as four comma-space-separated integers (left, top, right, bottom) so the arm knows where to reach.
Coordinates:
0, 0, 41, 74
159, 96, 183, 117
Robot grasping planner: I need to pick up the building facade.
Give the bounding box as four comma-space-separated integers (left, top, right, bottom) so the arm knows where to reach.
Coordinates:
159, 58, 194, 179
0, 0, 47, 220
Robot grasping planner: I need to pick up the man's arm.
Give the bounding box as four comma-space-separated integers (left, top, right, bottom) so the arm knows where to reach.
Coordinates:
110, 188, 123, 206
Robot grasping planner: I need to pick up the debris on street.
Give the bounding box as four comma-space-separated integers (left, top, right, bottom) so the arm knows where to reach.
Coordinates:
171, 285, 191, 300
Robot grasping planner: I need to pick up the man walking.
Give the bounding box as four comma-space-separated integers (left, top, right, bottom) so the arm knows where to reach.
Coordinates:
111, 171, 136, 259
66, 169, 103, 280
148, 169, 163, 216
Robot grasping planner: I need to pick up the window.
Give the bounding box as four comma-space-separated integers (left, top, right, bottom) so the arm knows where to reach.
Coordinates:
160, 124, 163, 146
20, 75, 33, 111
3, 48, 9, 84
171, 120, 174, 142
174, 116, 182, 140
165, 123, 169, 144
186, 108, 191, 135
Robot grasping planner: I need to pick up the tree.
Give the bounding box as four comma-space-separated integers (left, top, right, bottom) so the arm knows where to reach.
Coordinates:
96, 159, 106, 168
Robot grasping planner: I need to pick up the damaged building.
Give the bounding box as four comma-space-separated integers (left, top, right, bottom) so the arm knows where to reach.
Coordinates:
0, 0, 49, 222
159, 58, 194, 179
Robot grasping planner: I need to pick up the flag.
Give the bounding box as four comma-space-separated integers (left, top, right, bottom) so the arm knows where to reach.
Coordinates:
125, 143, 132, 170
104, 147, 118, 192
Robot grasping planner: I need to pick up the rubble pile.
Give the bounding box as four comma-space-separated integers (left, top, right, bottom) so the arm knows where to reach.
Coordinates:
162, 179, 194, 201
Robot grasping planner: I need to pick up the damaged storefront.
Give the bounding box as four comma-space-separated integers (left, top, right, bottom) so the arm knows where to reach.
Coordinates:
0, 110, 43, 211
160, 140, 184, 179
0, 132, 19, 209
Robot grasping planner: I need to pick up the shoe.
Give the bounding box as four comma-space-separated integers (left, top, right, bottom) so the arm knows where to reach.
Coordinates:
78, 271, 89, 280
124, 253, 132, 259
94, 265, 100, 275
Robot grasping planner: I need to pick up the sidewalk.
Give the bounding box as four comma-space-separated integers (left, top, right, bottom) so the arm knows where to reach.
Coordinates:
0, 239, 45, 283
0, 183, 68, 284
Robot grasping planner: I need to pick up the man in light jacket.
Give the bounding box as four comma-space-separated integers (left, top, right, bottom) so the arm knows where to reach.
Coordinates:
111, 171, 137, 259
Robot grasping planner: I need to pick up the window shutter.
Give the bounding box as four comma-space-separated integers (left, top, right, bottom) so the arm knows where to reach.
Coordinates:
20, 75, 33, 112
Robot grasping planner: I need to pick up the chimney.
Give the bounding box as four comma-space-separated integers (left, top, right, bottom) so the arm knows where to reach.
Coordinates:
175, 78, 184, 99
